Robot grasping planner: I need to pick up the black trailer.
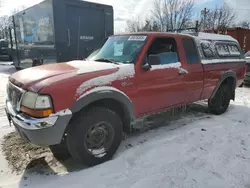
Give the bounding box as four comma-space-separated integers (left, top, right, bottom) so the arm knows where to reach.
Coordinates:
0, 39, 11, 60
8, 0, 113, 69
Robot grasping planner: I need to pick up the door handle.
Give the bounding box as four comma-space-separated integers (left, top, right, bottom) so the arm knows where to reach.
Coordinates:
178, 67, 188, 75
67, 28, 71, 47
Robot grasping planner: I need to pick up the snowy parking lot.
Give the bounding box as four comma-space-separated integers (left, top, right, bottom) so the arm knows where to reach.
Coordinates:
1, 62, 250, 188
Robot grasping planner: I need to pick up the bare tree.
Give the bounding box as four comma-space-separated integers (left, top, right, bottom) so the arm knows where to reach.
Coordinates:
11, 5, 27, 15
0, 5, 27, 38
151, 0, 166, 31
0, 16, 10, 38
151, 0, 195, 31
144, 19, 160, 31
201, 3, 236, 33
126, 18, 144, 32
126, 0, 194, 33
238, 21, 250, 29
126, 17, 160, 32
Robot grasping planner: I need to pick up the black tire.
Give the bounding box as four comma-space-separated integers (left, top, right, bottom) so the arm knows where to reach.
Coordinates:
239, 83, 244, 87
49, 139, 71, 161
67, 107, 123, 166
208, 84, 231, 115
15, 66, 22, 71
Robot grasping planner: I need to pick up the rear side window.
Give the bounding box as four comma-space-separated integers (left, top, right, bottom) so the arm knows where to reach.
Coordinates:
182, 38, 200, 64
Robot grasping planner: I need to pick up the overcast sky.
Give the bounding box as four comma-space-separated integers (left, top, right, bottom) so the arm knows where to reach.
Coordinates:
0, 0, 249, 32
225, 0, 250, 22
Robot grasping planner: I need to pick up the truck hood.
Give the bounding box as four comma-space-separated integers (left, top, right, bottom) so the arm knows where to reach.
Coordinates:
9, 60, 120, 91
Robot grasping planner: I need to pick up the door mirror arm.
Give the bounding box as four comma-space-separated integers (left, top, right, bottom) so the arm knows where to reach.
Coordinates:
141, 62, 151, 71
141, 54, 161, 71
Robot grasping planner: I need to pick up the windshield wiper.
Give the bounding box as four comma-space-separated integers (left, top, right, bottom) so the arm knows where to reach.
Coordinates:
94, 58, 120, 65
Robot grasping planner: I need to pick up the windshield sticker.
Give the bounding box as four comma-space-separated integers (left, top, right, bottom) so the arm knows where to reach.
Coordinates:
128, 36, 147, 41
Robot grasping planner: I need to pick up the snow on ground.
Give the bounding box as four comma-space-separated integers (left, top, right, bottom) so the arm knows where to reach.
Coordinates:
0, 64, 20, 187
1, 63, 250, 187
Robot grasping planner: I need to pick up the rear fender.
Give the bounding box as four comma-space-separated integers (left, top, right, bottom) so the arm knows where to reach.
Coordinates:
210, 71, 236, 100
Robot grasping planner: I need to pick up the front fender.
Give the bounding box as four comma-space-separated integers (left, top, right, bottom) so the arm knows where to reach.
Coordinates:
70, 86, 136, 121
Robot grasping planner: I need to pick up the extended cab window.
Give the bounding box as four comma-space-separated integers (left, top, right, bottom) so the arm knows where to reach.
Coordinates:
146, 37, 179, 65
182, 38, 200, 63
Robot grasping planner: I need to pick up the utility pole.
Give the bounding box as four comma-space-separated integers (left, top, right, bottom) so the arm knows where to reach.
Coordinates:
201, 7, 209, 31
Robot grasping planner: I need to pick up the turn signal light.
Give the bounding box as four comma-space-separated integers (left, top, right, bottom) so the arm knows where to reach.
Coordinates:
21, 106, 53, 118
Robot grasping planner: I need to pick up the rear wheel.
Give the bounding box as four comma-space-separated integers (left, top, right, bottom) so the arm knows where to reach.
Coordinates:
67, 107, 123, 166
208, 84, 231, 115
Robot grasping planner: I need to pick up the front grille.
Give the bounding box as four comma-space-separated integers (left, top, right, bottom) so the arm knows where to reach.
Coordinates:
7, 82, 24, 111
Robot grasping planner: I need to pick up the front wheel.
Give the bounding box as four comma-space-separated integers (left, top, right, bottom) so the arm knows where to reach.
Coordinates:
67, 107, 123, 166
208, 84, 231, 115
49, 138, 71, 161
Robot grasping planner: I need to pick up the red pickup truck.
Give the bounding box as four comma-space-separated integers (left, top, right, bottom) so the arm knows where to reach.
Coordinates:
5, 32, 246, 166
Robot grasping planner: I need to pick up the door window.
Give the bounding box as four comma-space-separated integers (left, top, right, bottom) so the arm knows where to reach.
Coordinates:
146, 37, 179, 65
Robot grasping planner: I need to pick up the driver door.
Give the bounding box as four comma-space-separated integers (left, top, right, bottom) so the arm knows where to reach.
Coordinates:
136, 36, 185, 115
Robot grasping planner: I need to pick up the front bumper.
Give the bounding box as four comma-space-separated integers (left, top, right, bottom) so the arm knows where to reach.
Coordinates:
5, 100, 72, 146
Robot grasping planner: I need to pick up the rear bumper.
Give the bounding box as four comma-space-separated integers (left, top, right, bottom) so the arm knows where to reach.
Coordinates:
5, 100, 72, 146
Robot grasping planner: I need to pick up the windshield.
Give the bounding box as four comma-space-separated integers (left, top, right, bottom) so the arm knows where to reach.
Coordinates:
88, 35, 147, 64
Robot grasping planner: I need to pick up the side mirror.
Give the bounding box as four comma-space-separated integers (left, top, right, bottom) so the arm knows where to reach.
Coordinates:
141, 62, 151, 71
148, 54, 160, 65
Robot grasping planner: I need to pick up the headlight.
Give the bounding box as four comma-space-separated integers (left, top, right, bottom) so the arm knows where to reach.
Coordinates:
35, 95, 52, 109
21, 91, 53, 118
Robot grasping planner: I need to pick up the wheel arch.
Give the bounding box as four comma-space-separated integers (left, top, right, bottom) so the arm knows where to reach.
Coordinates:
69, 86, 136, 133
210, 71, 237, 100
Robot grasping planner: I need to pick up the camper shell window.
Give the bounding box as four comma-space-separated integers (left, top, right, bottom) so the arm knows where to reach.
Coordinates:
200, 40, 215, 59
215, 42, 241, 58
228, 44, 241, 56
216, 43, 230, 57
